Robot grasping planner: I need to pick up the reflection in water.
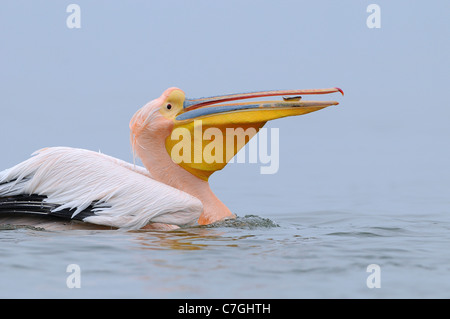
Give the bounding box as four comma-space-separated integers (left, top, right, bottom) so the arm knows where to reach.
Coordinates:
130, 228, 219, 251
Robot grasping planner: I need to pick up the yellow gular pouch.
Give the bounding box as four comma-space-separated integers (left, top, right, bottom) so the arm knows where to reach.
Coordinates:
165, 105, 327, 181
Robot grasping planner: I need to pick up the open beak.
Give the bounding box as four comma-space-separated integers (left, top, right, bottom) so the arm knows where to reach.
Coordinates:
167, 87, 343, 180
176, 87, 343, 123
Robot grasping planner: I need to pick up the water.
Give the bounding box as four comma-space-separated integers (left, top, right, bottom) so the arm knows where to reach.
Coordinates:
1, 210, 449, 298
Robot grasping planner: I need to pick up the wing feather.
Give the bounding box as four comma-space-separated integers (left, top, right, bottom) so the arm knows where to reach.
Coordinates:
0, 147, 203, 230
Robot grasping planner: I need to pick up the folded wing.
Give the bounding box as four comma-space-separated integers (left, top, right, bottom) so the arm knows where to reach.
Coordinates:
0, 147, 203, 230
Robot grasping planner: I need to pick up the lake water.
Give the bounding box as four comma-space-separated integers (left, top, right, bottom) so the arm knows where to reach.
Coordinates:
1, 207, 449, 298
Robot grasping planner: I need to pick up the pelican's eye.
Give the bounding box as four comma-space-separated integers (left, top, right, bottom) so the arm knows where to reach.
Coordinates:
160, 89, 185, 119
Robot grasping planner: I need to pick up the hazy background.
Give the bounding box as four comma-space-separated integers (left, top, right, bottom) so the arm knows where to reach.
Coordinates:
1, 1, 449, 224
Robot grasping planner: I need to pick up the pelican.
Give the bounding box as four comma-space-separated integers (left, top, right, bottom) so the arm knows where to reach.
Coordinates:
0, 87, 343, 230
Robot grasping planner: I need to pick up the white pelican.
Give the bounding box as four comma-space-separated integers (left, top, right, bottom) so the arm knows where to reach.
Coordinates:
0, 87, 343, 230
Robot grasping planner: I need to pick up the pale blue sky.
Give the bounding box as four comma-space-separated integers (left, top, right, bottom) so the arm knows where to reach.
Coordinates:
1, 1, 449, 216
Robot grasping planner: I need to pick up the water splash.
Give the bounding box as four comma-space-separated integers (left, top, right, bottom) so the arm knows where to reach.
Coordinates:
202, 214, 279, 229
0, 224, 46, 231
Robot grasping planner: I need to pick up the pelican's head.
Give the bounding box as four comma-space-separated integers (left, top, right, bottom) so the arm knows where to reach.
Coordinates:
130, 87, 343, 180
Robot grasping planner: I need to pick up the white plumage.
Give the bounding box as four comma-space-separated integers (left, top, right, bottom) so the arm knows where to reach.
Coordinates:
0, 147, 203, 230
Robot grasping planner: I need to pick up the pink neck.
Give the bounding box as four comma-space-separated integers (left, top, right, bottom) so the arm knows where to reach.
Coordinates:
135, 135, 234, 225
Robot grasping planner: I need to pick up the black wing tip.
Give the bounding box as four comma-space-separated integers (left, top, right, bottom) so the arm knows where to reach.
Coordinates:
0, 194, 97, 221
